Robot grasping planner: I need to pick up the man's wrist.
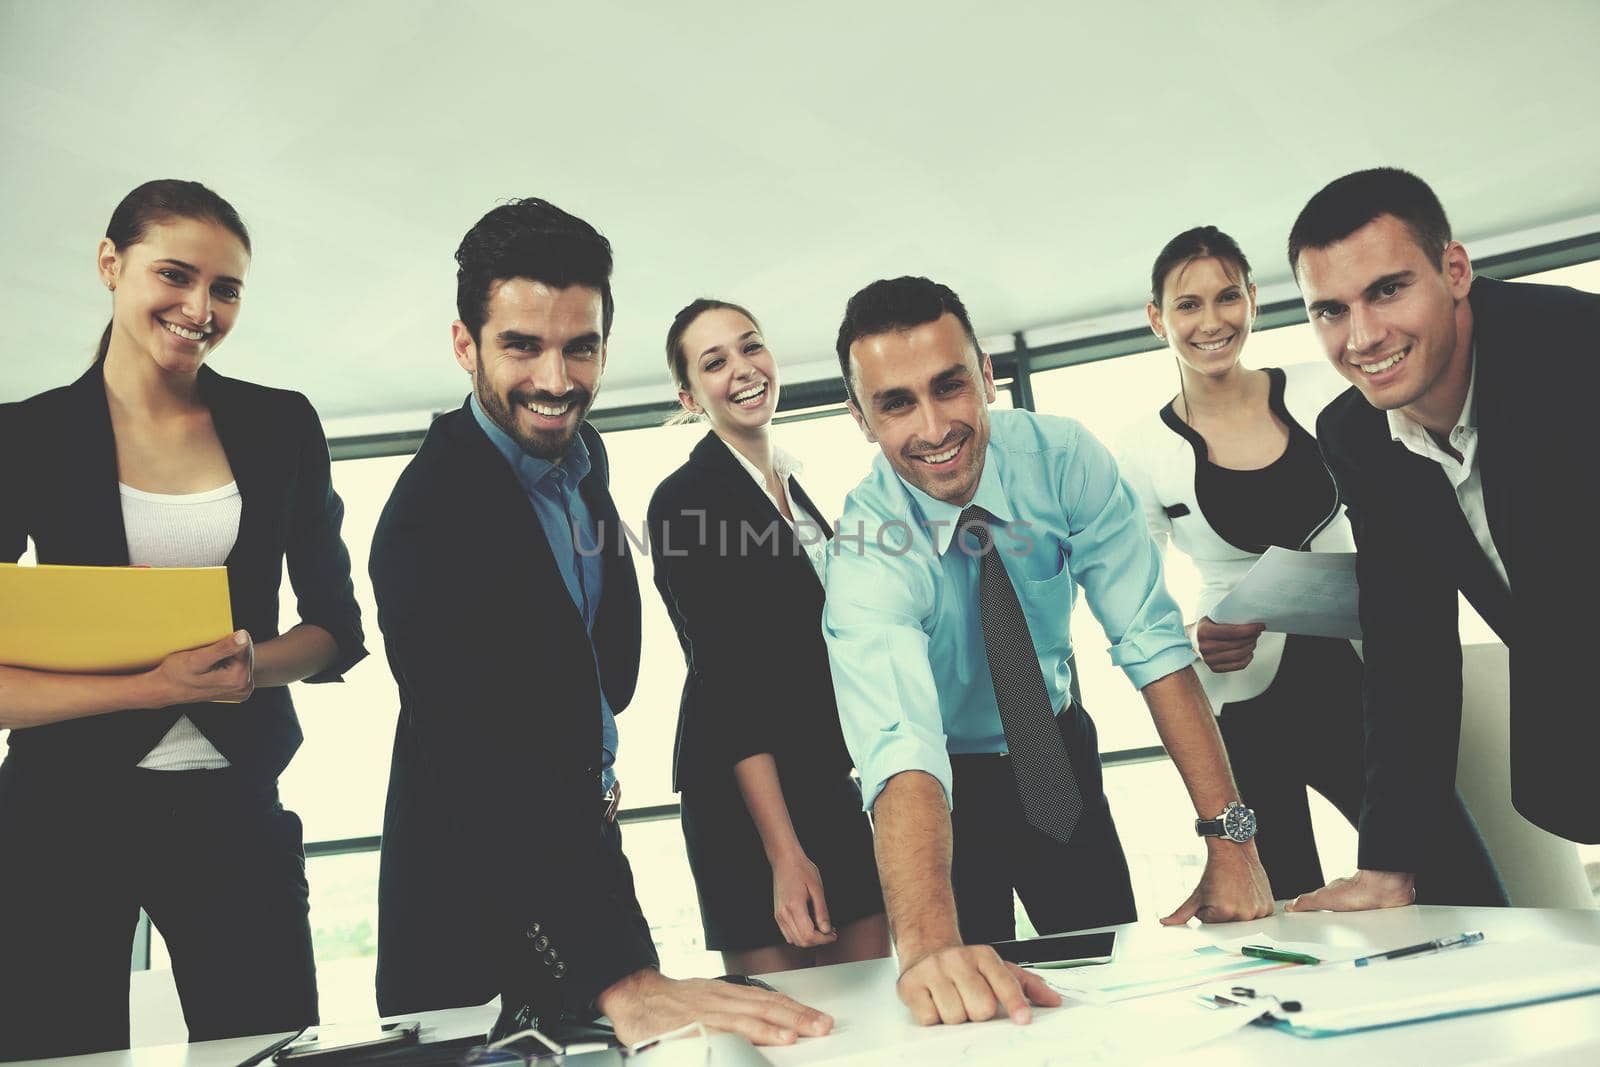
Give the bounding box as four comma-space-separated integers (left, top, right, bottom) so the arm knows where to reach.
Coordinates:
595, 967, 660, 1021
1205, 836, 1260, 858
1360, 869, 1417, 890
896, 928, 964, 973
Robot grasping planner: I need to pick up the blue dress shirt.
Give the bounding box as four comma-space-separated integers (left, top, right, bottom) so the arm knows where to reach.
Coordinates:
822, 408, 1195, 810
470, 394, 617, 791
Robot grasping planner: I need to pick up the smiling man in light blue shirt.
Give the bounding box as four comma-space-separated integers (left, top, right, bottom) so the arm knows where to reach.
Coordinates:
822, 276, 1273, 1029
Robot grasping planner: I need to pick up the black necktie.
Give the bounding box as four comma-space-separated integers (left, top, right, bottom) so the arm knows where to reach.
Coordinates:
960, 505, 1082, 844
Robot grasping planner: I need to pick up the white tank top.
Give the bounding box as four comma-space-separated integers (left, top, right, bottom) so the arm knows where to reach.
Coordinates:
120, 481, 242, 771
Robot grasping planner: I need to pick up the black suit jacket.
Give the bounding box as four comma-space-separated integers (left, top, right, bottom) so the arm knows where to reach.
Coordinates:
647, 431, 851, 793
370, 401, 656, 1022
0, 362, 366, 780
1318, 275, 1600, 860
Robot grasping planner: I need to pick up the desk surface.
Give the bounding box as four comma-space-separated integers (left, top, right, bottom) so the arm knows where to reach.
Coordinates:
44, 905, 1600, 1067
758, 904, 1600, 1066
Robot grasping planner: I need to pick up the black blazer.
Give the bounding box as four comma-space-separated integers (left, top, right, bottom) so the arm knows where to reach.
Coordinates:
0, 362, 366, 780
370, 402, 656, 1022
647, 431, 851, 793
1318, 275, 1600, 857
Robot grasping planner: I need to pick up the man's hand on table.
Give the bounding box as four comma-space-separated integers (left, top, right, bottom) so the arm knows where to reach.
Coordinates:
1286, 869, 1417, 912
895, 942, 1062, 1026
1160, 839, 1275, 925
596, 968, 833, 1047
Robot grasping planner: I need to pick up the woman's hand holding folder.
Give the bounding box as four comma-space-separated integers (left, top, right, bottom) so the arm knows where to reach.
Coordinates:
148, 629, 255, 705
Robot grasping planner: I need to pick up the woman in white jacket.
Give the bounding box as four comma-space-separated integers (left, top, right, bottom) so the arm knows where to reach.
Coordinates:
1116, 226, 1501, 904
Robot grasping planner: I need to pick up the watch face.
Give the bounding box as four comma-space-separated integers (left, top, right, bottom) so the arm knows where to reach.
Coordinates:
1222, 804, 1257, 842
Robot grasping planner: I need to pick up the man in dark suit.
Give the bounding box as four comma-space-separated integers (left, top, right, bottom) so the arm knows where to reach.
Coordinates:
1285, 167, 1599, 913
370, 198, 830, 1046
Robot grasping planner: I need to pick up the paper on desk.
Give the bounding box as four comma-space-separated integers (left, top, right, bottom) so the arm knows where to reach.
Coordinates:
1037, 944, 1295, 1004
1211, 935, 1363, 964
0, 562, 233, 673
1194, 939, 1600, 1037
816, 996, 1260, 1067
1208, 547, 1361, 640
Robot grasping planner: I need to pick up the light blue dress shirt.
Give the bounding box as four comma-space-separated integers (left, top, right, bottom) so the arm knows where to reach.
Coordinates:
822, 408, 1195, 810
470, 394, 618, 792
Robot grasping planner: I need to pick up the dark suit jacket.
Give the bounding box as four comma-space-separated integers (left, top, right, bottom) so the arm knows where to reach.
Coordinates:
370, 401, 656, 1023
647, 431, 851, 794
0, 362, 366, 780
1318, 275, 1600, 860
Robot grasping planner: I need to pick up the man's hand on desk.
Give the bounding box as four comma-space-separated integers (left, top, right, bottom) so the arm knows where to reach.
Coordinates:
1286, 869, 1416, 913
596, 968, 833, 1047
1159, 839, 1274, 925
895, 943, 1061, 1026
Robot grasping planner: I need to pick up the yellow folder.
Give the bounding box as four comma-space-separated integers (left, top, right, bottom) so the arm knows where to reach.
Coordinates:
0, 562, 234, 673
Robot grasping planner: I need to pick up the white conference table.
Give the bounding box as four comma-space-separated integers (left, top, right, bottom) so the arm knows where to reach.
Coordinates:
43, 905, 1600, 1067
759, 904, 1600, 1067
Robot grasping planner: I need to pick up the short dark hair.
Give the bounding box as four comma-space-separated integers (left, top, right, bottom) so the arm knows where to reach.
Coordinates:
95, 179, 251, 364
1287, 167, 1452, 275
835, 276, 981, 406
454, 198, 614, 343
1150, 225, 1252, 305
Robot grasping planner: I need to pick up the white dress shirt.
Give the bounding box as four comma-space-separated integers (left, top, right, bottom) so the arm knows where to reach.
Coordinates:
725, 438, 829, 577
1386, 352, 1510, 591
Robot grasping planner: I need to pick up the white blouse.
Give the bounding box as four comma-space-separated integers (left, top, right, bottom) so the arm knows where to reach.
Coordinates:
725, 441, 829, 578
120, 481, 242, 771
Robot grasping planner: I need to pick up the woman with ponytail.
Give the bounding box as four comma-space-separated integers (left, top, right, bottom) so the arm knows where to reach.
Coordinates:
0, 180, 367, 1060
1113, 226, 1506, 908
646, 299, 887, 976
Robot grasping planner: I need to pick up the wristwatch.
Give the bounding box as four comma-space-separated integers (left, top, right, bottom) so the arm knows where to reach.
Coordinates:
1195, 800, 1257, 843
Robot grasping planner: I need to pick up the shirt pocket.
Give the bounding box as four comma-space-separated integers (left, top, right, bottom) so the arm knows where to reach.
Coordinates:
1018, 545, 1074, 660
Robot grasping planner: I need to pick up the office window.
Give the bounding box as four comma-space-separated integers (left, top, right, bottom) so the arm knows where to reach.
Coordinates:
276, 453, 410, 845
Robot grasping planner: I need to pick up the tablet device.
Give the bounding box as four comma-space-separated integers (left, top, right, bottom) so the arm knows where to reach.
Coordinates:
273, 1021, 422, 1062
989, 930, 1117, 968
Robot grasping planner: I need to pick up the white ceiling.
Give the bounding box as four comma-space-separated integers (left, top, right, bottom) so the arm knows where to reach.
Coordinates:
4, 1, 1598, 430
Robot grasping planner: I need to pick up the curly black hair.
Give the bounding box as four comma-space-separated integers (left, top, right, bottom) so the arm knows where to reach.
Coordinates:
454, 197, 614, 343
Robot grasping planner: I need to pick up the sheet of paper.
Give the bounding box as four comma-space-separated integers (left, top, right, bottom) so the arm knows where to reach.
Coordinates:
1211, 935, 1363, 965
0, 562, 233, 672
1208, 547, 1361, 639
1036, 945, 1294, 1004
816, 996, 1261, 1067
1193, 939, 1600, 1037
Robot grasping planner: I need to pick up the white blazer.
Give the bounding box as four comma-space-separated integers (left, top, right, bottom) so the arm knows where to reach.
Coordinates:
1116, 363, 1358, 711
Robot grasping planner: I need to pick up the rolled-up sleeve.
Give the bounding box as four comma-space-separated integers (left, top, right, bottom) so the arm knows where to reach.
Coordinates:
286, 394, 368, 682
1060, 425, 1195, 690
822, 515, 952, 811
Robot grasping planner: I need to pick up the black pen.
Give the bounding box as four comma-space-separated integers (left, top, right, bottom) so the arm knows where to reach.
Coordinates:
1351, 930, 1484, 967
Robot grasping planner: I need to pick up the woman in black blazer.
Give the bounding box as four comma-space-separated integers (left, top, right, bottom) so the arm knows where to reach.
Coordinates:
0, 180, 367, 1061
648, 299, 887, 976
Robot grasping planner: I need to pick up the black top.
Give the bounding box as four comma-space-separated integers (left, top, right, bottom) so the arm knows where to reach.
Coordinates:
0, 362, 367, 780
1319, 275, 1598, 855
370, 404, 656, 1022
1160, 367, 1337, 554
647, 431, 854, 792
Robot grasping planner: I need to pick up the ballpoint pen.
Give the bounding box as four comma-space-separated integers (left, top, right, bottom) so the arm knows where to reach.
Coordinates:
1351, 930, 1485, 967
1241, 944, 1321, 965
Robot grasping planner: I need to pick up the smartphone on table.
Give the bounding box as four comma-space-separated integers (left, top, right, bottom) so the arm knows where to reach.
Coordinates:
989, 930, 1118, 969
273, 1021, 422, 1062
